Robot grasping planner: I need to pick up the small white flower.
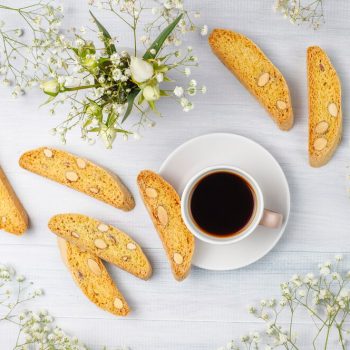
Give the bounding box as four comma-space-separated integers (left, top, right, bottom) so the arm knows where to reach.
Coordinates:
335, 254, 343, 261
180, 97, 193, 112
112, 68, 122, 81
200, 24, 208, 36
189, 79, 197, 87
261, 312, 269, 320
174, 86, 184, 97
156, 73, 164, 82
34, 288, 43, 296
247, 305, 256, 314
184, 68, 191, 76
16, 275, 25, 282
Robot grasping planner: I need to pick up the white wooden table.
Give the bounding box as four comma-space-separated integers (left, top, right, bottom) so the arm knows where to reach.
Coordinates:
1, 1, 350, 348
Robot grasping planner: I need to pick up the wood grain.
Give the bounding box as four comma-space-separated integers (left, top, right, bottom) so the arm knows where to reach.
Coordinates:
1, 0, 350, 348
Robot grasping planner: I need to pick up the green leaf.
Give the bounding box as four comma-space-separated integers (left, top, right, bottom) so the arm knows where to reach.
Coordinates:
88, 127, 101, 133
148, 100, 156, 111
122, 88, 140, 123
70, 47, 79, 55
89, 10, 116, 55
160, 90, 169, 97
143, 13, 183, 60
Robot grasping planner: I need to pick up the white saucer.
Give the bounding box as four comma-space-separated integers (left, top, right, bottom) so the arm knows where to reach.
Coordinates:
159, 133, 290, 271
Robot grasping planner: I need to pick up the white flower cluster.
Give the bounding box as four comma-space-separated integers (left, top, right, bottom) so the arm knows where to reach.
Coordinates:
0, 1, 64, 96
218, 255, 350, 349
273, 0, 325, 29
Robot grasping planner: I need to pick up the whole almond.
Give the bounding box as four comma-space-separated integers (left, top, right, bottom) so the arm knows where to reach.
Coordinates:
65, 171, 79, 182
314, 137, 328, 151
173, 252, 183, 265
127, 242, 137, 250
257, 72, 270, 87
114, 297, 123, 310
94, 238, 108, 249
97, 223, 109, 232
328, 103, 338, 117
89, 187, 99, 194
87, 258, 101, 276
76, 158, 87, 169
71, 231, 80, 238
157, 206, 168, 226
276, 100, 287, 110
43, 148, 53, 158
315, 121, 329, 134
145, 187, 158, 198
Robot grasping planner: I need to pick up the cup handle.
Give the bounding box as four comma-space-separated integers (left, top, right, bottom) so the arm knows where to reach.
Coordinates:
259, 209, 283, 229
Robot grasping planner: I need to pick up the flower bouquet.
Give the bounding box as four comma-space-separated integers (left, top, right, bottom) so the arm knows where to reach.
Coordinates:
39, 1, 206, 148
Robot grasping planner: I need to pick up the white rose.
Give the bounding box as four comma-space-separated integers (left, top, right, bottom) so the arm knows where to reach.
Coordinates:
41, 79, 60, 96
130, 56, 154, 83
143, 85, 160, 101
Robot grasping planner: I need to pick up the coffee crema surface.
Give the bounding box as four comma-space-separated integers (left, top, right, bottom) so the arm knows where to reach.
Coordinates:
189, 171, 256, 237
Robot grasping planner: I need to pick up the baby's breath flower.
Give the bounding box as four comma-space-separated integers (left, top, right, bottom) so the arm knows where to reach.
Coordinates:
200, 25, 208, 36
184, 68, 191, 76
274, 0, 325, 29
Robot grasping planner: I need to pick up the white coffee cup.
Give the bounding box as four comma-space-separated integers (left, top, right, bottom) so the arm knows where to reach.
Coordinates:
181, 165, 283, 245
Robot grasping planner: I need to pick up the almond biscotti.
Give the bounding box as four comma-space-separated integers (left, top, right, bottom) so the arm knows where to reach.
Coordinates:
58, 238, 130, 316
19, 147, 134, 211
308, 46, 342, 167
49, 213, 152, 280
137, 170, 195, 281
209, 29, 293, 131
0, 167, 28, 235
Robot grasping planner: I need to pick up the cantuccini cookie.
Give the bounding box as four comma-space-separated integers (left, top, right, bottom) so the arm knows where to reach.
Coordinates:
307, 46, 342, 167
0, 167, 28, 235
58, 238, 130, 316
19, 147, 134, 211
49, 214, 152, 280
209, 29, 293, 131
137, 170, 195, 281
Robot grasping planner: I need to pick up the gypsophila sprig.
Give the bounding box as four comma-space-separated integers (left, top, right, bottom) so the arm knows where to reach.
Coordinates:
40, 1, 206, 148
273, 0, 325, 29
0, 1, 64, 96
219, 255, 350, 350
0, 263, 127, 349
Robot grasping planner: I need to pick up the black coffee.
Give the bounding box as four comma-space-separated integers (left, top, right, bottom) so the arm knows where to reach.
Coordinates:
190, 171, 256, 237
